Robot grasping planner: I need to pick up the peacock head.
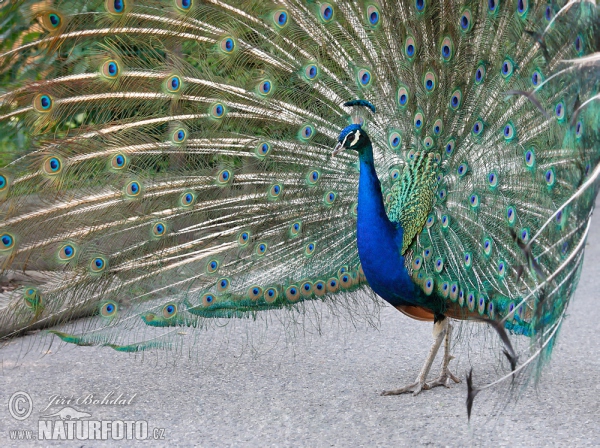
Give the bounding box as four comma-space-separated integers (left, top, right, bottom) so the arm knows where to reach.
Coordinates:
333, 124, 371, 156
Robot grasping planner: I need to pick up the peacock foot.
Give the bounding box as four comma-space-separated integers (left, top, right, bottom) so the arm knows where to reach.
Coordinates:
424, 368, 461, 389
381, 380, 431, 396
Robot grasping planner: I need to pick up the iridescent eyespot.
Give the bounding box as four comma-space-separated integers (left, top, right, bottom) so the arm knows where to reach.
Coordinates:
220, 37, 235, 53
0, 233, 15, 251
472, 120, 484, 136
501, 59, 514, 78
264, 287, 278, 303
390, 168, 401, 182
299, 124, 315, 140
273, 10, 288, 28
290, 221, 301, 237
217, 278, 230, 291
545, 5, 552, 21
469, 193, 479, 208
366, 5, 380, 25
41, 12, 63, 30
43, 156, 62, 175
449, 90, 461, 110
101, 301, 118, 318
324, 191, 336, 205
206, 259, 219, 273
545, 168, 555, 187
162, 303, 177, 319
441, 215, 449, 228
313, 280, 326, 296
58, 243, 77, 261
101, 60, 120, 78
440, 37, 453, 61
125, 180, 142, 197
255, 142, 271, 158
357, 69, 372, 87
424, 71, 436, 92
457, 162, 468, 177
464, 252, 472, 268
152, 222, 167, 237
414, 112, 424, 130
326, 277, 339, 293
175, 0, 192, 10
285, 285, 300, 301
506, 206, 516, 225
477, 295, 486, 315
320, 4, 334, 22
434, 258, 444, 273
517, 0, 528, 16
249, 286, 263, 301
487, 171, 498, 188
574, 35, 583, 54
423, 137, 433, 148
397, 86, 410, 108
524, 148, 535, 168
238, 231, 250, 246
483, 237, 492, 256
106, 0, 126, 14
531, 70, 542, 86
423, 278, 434, 295
202, 293, 215, 307
307, 170, 320, 185
33, 94, 53, 112
475, 64, 485, 84
255, 242, 267, 256
449, 283, 459, 301
497, 261, 506, 278
305, 242, 316, 256
340, 274, 353, 289
389, 131, 402, 149
426, 215, 435, 228
90, 256, 108, 273
23, 288, 42, 309
440, 281, 449, 298
269, 183, 283, 198
438, 189, 447, 201
0, 174, 8, 193
304, 64, 319, 80
575, 121, 583, 139
257, 79, 273, 96
412, 256, 423, 270
555, 102, 565, 121
415, 0, 426, 12
172, 128, 187, 143
488, 0, 498, 13
210, 103, 226, 119
432, 119, 443, 135
217, 169, 232, 184
460, 9, 472, 31
520, 228, 530, 243
445, 139, 455, 156
110, 153, 127, 170
503, 122, 515, 140
405, 36, 416, 58
166, 75, 182, 93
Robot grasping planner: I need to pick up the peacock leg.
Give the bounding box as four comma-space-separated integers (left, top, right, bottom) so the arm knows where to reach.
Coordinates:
381, 319, 448, 396
423, 322, 461, 389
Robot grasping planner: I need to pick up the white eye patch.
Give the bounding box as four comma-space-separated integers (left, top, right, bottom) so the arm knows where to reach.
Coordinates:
349, 130, 360, 147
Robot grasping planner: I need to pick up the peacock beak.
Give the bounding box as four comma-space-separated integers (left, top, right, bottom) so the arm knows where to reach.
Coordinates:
332, 142, 344, 156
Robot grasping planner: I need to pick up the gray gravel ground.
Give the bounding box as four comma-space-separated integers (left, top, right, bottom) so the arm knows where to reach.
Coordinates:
1, 210, 599, 447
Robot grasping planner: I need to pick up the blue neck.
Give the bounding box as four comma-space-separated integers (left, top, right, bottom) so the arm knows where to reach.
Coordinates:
356, 142, 418, 306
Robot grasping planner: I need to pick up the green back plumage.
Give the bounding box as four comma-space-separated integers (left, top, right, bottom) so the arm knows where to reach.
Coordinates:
0, 0, 598, 368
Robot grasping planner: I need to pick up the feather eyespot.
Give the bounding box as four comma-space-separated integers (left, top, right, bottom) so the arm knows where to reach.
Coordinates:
220, 37, 235, 53
0, 233, 15, 251
125, 180, 141, 197
238, 231, 250, 246
555, 102, 565, 121
305, 242, 316, 257
257, 79, 273, 96
210, 103, 226, 119
423, 278, 434, 295
152, 222, 167, 238
412, 256, 423, 270
424, 71, 436, 92
545, 168, 555, 187
165, 75, 181, 93
175, 0, 192, 11
423, 137, 433, 148
264, 287, 278, 303
301, 281, 314, 296
273, 10, 288, 28
248, 286, 263, 301
286, 285, 300, 301
487, 171, 498, 188
517, 0, 528, 16
415, 0, 426, 12
43, 156, 62, 175
100, 301, 118, 318
488, 0, 498, 13
41, 11, 63, 31
434, 258, 444, 273
202, 293, 215, 307
475, 64, 485, 84
0, 173, 9, 195
414, 112, 424, 130
469, 193, 479, 208
255, 142, 271, 158
464, 252, 472, 268
110, 153, 127, 170
90, 256, 108, 273
23, 288, 42, 309
575, 121, 583, 139
574, 35, 583, 54
304, 64, 319, 80
106, 0, 126, 14
449, 90, 462, 110
58, 243, 77, 261
524, 148, 535, 168
405, 37, 416, 58
179, 192, 195, 207
217, 278, 230, 292
503, 123, 515, 140
460, 9, 472, 31
497, 261, 506, 278
290, 221, 301, 237
477, 296, 486, 315
206, 259, 219, 274
441, 215, 449, 228
388, 131, 402, 149
444, 139, 455, 156
307, 170, 320, 185
217, 169, 232, 185
357, 69, 372, 87
457, 162, 468, 177
269, 183, 283, 199
440, 37, 453, 61
397, 86, 410, 108
319, 4, 334, 22
299, 124, 315, 140
545, 5, 552, 20
255, 242, 268, 256
501, 59, 514, 78
433, 119, 443, 135
101, 60, 120, 79
472, 120, 484, 136
33, 94, 53, 113
162, 303, 177, 319
366, 5, 380, 26
313, 280, 326, 296
483, 237, 493, 256
506, 206, 516, 225
323, 191, 336, 205
450, 283, 459, 302
390, 168, 401, 182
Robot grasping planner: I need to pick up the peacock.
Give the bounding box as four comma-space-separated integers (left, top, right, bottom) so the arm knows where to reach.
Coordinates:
0, 0, 598, 409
